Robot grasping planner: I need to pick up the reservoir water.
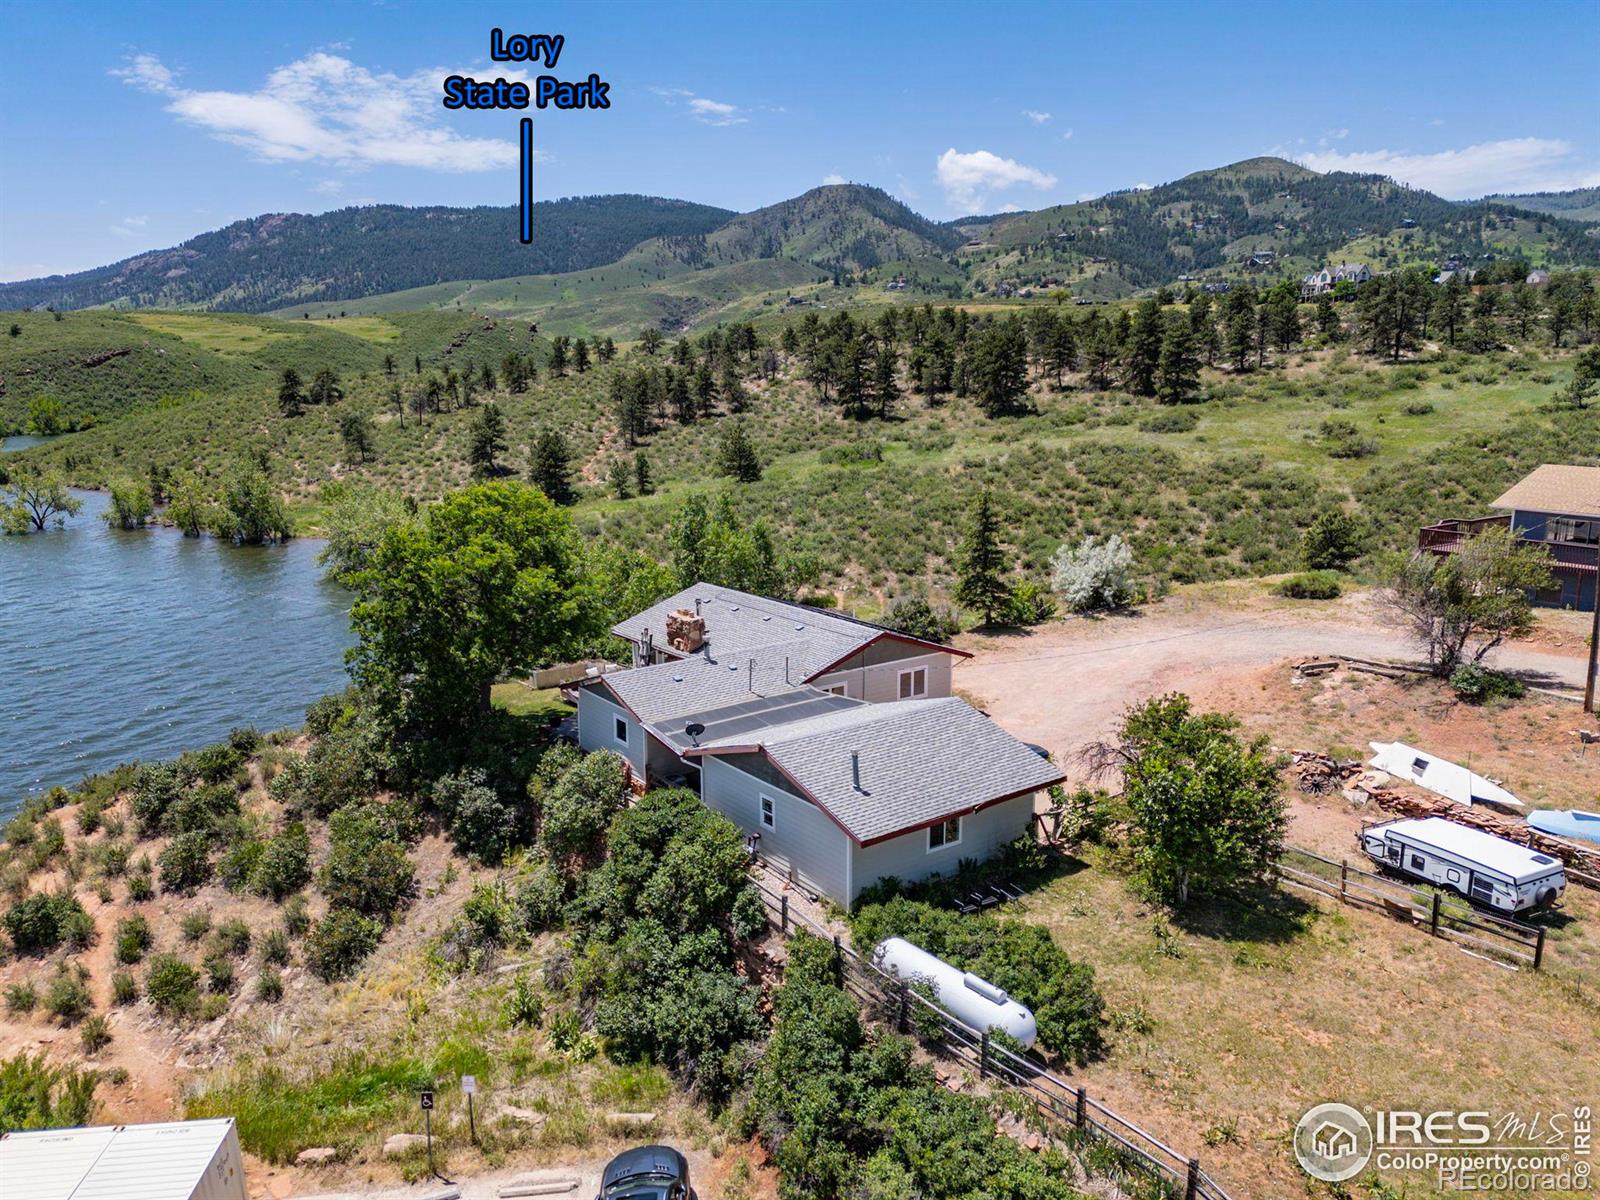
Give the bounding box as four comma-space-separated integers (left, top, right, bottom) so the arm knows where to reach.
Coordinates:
0, 489, 353, 812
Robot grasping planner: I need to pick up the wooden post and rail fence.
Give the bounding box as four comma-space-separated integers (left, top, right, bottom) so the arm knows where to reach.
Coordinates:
1274, 844, 1552, 971
750, 878, 1235, 1200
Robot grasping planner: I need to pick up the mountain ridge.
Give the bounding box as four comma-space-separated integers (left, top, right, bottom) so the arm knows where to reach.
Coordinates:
7, 159, 1599, 321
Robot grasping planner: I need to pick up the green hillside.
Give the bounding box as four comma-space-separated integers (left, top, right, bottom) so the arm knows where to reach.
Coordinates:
963, 157, 1600, 296
0, 196, 733, 314
1482, 186, 1600, 223
0, 309, 545, 433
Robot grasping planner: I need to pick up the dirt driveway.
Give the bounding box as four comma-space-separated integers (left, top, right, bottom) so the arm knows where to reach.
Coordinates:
954, 585, 1591, 771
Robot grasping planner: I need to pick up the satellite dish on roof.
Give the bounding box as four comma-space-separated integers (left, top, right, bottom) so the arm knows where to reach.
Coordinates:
685, 722, 706, 746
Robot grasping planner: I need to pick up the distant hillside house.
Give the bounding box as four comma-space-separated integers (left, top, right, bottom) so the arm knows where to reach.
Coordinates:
574, 585, 1063, 904
1527, 269, 1551, 286
1246, 251, 1277, 269
1419, 464, 1600, 612
1300, 262, 1371, 299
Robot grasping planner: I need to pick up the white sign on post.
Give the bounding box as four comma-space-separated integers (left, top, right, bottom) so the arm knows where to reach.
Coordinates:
461, 1075, 478, 1096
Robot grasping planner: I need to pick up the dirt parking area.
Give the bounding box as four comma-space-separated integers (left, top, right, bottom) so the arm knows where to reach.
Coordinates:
954, 583, 1594, 785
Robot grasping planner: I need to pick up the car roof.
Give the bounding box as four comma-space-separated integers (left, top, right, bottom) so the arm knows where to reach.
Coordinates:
603, 1145, 684, 1187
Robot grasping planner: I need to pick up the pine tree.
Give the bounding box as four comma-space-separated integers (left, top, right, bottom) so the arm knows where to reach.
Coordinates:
548, 338, 569, 377
573, 339, 590, 373
1155, 318, 1201, 404
277, 368, 304, 417
955, 490, 1013, 628
1122, 298, 1163, 396
716, 420, 762, 482
720, 359, 747, 413
338, 410, 374, 463
1222, 289, 1256, 371
529, 429, 573, 504
469, 403, 507, 477
969, 320, 1030, 416
633, 452, 654, 496
607, 457, 630, 499
872, 343, 900, 420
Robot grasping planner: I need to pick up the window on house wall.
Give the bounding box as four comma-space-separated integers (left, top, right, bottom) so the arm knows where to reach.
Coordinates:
760, 795, 775, 828
928, 816, 961, 850
898, 666, 928, 699
613, 716, 629, 745
1552, 517, 1599, 545
824, 684, 848, 696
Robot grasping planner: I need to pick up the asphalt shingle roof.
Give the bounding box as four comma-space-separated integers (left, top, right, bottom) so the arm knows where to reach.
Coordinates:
601, 640, 827, 726
1492, 464, 1600, 520
688, 697, 1064, 843
610, 583, 887, 669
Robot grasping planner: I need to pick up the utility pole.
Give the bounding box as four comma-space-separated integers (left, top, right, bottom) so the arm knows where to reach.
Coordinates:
1586, 547, 1599, 714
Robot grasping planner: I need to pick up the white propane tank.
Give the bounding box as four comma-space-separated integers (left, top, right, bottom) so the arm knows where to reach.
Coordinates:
872, 936, 1038, 1048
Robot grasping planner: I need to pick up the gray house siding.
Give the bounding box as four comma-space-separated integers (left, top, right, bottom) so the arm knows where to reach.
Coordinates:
701, 754, 852, 903
576, 687, 644, 775
848, 792, 1035, 903
810, 642, 953, 703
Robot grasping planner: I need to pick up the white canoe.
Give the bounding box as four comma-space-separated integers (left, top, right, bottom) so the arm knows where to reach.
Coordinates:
1368, 741, 1524, 808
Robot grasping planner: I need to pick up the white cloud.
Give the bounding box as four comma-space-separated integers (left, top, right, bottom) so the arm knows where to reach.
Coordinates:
1060, 128, 1074, 141
687, 97, 745, 125
110, 51, 526, 172
1297, 137, 1600, 199
1077, 191, 1098, 202
654, 88, 747, 126
821, 173, 846, 185
935, 148, 1057, 213
1133, 182, 1152, 191
313, 179, 344, 195
1323, 127, 1349, 141
110, 214, 149, 238
995, 203, 1024, 213
1022, 110, 1052, 125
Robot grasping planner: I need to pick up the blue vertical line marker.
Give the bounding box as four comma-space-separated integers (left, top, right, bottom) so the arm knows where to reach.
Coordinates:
519, 118, 534, 244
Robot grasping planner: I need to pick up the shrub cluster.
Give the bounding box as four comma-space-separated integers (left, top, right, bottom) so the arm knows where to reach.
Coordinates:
851, 896, 1106, 1063
3, 892, 92, 957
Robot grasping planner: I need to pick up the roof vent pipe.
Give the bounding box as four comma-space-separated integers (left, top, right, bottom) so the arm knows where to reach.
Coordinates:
695, 598, 703, 615
852, 750, 861, 791
748, 657, 755, 691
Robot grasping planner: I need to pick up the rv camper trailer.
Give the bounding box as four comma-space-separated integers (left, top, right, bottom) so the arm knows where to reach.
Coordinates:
1359, 817, 1566, 914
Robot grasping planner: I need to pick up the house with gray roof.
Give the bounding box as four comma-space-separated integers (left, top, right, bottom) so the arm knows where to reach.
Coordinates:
576, 584, 1060, 904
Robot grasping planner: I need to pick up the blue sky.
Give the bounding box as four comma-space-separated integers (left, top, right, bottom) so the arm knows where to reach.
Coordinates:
3, 0, 1597, 281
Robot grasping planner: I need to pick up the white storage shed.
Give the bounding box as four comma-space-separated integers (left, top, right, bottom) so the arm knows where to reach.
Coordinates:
0, 1117, 246, 1200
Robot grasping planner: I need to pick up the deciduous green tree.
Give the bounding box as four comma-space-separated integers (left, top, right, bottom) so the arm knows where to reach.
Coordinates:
1099, 694, 1287, 906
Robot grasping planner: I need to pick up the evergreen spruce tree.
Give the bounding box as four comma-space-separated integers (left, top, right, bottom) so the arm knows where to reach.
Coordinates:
872, 343, 900, 419
529, 429, 573, 504
277, 367, 305, 417
955, 490, 1013, 628
716, 420, 762, 482
633, 452, 654, 496
607, 457, 630, 500
469, 403, 508, 478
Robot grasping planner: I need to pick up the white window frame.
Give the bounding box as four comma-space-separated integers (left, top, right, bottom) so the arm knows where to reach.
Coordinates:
898, 666, 928, 700
613, 716, 629, 746
823, 683, 848, 697
760, 794, 776, 829
927, 816, 961, 852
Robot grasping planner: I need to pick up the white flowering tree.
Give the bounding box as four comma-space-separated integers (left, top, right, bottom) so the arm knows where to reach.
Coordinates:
1050, 534, 1136, 613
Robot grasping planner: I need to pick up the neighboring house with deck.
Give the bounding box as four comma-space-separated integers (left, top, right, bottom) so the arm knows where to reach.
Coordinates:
1418, 464, 1600, 611
575, 584, 1063, 904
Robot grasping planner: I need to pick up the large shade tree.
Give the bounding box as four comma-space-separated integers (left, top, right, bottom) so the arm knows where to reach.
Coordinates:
347, 482, 600, 734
